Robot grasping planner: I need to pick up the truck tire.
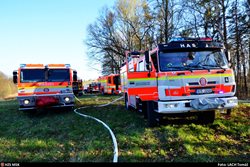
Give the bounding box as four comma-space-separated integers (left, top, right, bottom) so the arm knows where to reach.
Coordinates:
146, 101, 159, 127
197, 110, 215, 124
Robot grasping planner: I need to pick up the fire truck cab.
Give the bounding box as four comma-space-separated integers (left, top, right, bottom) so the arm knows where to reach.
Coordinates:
98, 74, 121, 95
120, 37, 238, 126
13, 64, 77, 111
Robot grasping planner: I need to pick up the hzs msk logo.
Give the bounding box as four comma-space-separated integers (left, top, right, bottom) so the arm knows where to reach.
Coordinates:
199, 77, 207, 86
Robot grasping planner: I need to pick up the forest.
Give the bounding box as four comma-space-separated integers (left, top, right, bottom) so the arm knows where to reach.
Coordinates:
85, 0, 250, 99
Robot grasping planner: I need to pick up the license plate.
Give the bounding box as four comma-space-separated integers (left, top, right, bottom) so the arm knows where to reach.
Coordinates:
196, 88, 213, 94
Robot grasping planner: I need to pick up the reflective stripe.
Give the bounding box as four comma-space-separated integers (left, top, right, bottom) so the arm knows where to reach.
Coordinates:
159, 73, 233, 80
127, 80, 157, 88
18, 85, 68, 90
99, 79, 107, 83
107, 86, 116, 89
128, 78, 156, 81
18, 87, 72, 94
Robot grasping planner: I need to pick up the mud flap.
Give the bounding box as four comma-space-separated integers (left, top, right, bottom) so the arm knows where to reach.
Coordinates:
190, 97, 225, 111
146, 101, 159, 127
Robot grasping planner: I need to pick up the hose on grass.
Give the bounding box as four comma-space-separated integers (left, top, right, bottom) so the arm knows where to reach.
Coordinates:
73, 95, 123, 163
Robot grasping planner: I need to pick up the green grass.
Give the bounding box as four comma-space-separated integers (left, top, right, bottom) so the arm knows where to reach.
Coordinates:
0, 96, 249, 162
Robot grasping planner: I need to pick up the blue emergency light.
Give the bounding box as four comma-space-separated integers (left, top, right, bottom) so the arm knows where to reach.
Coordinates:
169, 37, 213, 42
65, 64, 71, 68
20, 64, 26, 68
169, 37, 185, 42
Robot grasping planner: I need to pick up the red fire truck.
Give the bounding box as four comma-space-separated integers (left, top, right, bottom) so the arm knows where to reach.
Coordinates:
98, 74, 121, 95
13, 64, 77, 111
120, 37, 238, 126
84, 82, 99, 94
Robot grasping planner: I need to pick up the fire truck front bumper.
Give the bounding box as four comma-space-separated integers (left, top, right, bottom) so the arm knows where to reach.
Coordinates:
156, 96, 238, 114
17, 93, 75, 111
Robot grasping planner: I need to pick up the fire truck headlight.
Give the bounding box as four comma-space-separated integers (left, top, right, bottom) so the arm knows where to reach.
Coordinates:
165, 103, 178, 108
24, 99, 30, 105
64, 97, 70, 102
227, 99, 237, 104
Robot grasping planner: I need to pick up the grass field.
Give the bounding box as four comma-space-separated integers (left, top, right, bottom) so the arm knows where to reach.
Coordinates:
0, 95, 249, 163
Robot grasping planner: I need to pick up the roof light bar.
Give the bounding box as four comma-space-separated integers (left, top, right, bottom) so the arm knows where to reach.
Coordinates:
169, 37, 213, 42
199, 37, 212, 41
169, 37, 185, 42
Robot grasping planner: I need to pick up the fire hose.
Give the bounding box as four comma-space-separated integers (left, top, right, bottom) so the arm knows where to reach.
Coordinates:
73, 95, 123, 163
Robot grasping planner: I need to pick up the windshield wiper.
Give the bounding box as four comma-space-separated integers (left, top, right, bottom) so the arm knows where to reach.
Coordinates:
202, 64, 226, 72
165, 66, 197, 73
167, 66, 188, 70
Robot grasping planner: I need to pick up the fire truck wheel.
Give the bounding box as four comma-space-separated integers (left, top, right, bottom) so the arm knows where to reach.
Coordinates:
197, 110, 215, 124
146, 101, 159, 127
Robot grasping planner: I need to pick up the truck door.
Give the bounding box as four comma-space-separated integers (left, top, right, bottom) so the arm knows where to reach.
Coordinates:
127, 56, 158, 107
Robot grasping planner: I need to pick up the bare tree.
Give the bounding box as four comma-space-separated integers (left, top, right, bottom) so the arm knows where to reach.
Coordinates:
86, 0, 154, 75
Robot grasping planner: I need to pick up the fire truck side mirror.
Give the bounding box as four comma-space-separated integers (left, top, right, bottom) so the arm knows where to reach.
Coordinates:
145, 51, 151, 71
73, 71, 77, 82
13, 71, 18, 84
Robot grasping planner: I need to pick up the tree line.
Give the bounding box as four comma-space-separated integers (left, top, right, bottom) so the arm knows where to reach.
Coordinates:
0, 71, 17, 99
85, 0, 249, 99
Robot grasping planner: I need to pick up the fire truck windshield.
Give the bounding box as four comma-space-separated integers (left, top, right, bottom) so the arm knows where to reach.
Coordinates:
159, 50, 229, 71
20, 69, 70, 83
48, 69, 70, 82
21, 69, 45, 83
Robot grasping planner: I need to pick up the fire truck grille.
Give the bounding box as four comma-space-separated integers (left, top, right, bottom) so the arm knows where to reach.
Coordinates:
188, 81, 217, 86
208, 81, 217, 84
189, 82, 199, 86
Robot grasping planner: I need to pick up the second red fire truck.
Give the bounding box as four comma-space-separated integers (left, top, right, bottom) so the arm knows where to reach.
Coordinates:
120, 37, 238, 126
97, 74, 121, 95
